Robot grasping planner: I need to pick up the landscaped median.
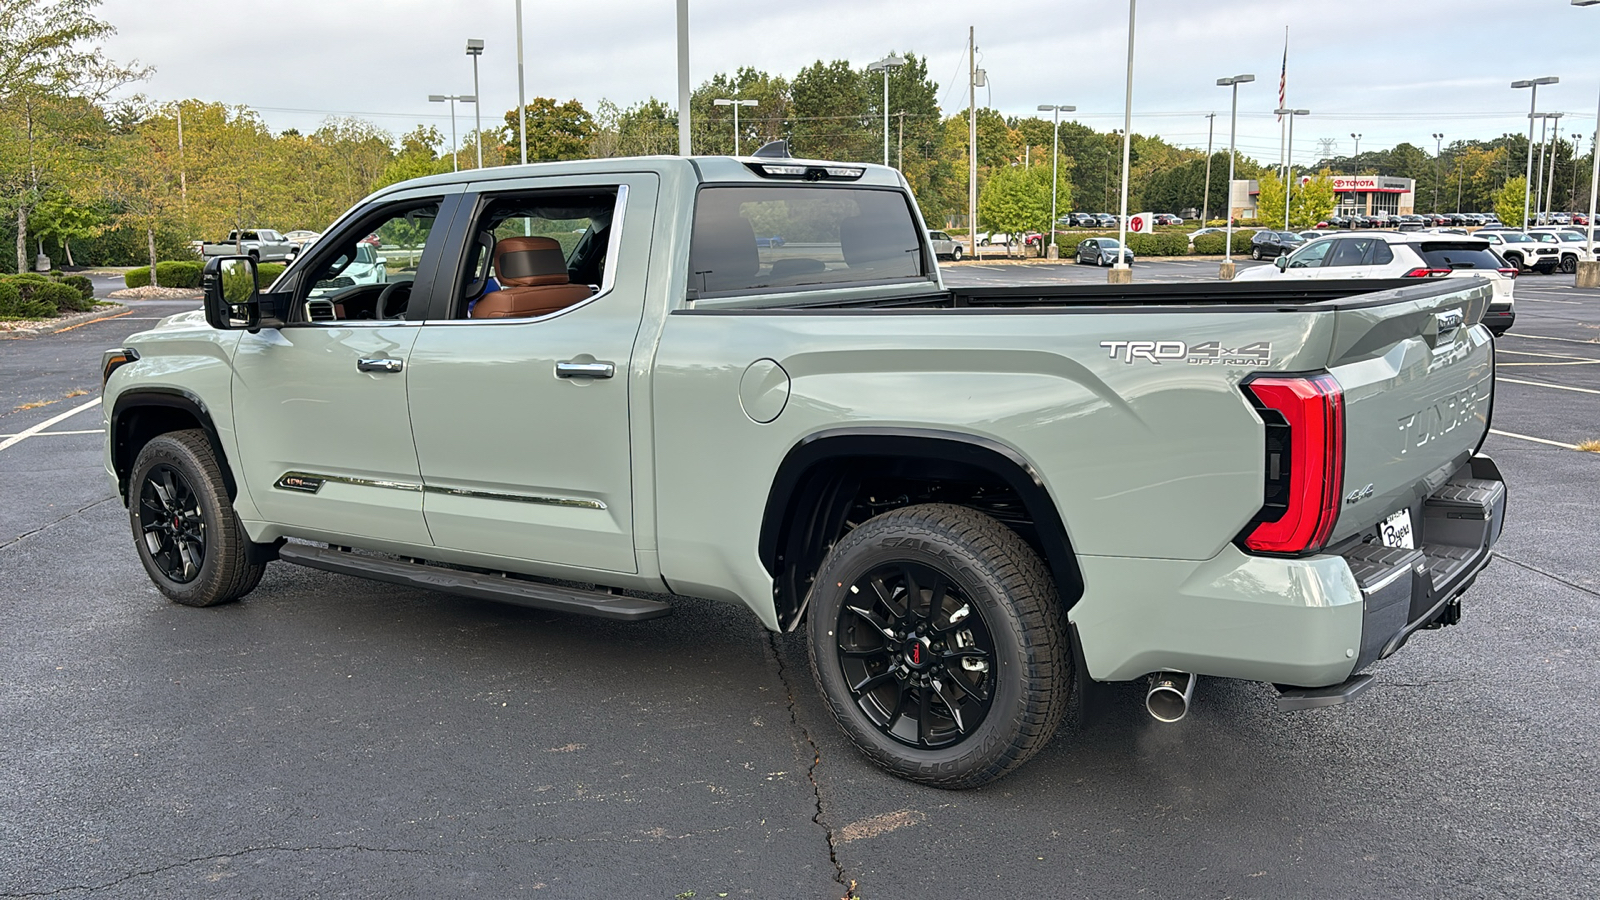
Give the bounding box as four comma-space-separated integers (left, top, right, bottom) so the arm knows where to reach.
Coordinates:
0, 272, 98, 321
110, 260, 286, 300
946, 228, 1254, 262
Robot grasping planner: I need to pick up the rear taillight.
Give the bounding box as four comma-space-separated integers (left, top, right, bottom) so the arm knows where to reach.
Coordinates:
1240, 374, 1345, 555
1497, 267, 1518, 278
1401, 267, 1452, 278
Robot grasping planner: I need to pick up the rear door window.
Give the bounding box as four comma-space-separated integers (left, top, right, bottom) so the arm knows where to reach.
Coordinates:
688, 185, 928, 296
1419, 243, 1505, 270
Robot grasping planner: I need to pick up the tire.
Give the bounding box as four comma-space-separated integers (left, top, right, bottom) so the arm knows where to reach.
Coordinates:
979, 239, 990, 247
1505, 253, 1523, 271
129, 429, 266, 607
805, 503, 1070, 789
1251, 247, 1261, 261
952, 246, 963, 261
1560, 255, 1578, 274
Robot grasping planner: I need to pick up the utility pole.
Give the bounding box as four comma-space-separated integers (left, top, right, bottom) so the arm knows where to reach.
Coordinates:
466, 39, 485, 168
176, 102, 187, 212
1112, 0, 1136, 280
1432, 133, 1444, 212
1512, 77, 1558, 231
968, 26, 978, 258
1573, 132, 1585, 213
1201, 112, 1215, 225
894, 110, 907, 170
1545, 113, 1565, 221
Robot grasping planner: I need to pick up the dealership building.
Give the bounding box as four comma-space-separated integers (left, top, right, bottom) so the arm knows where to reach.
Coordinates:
1228, 175, 1417, 221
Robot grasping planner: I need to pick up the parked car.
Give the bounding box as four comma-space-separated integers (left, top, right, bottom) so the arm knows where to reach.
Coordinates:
1249, 230, 1305, 260
926, 230, 965, 261
1153, 213, 1184, 226
1075, 237, 1135, 265
755, 235, 786, 248
1326, 216, 1350, 229
1528, 227, 1596, 273
113, 152, 1505, 789
1298, 231, 1325, 242
1477, 230, 1560, 273
1234, 231, 1516, 334
283, 229, 322, 254
1066, 212, 1097, 228
1093, 213, 1117, 229
975, 232, 1014, 247
200, 229, 297, 263
1571, 213, 1590, 226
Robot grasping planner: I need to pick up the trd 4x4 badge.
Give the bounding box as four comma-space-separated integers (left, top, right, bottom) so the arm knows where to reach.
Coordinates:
1100, 340, 1273, 365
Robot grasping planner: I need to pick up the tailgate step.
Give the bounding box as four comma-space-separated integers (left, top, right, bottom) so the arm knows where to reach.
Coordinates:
1276, 674, 1374, 712
278, 544, 673, 622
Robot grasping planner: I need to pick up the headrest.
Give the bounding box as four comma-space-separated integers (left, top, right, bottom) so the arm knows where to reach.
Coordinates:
689, 197, 759, 293
494, 236, 569, 287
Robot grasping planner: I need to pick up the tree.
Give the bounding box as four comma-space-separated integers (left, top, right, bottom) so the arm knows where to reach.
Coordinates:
28, 191, 97, 264
1494, 176, 1528, 227
1293, 170, 1337, 227
0, 0, 146, 271
790, 60, 869, 162
977, 165, 1051, 256
501, 98, 593, 162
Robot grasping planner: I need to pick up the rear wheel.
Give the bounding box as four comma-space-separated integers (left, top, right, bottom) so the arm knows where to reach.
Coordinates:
952, 245, 963, 261
805, 504, 1070, 789
129, 430, 265, 607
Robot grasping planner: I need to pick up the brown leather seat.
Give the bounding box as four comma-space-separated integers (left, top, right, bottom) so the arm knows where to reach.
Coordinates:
469, 236, 593, 319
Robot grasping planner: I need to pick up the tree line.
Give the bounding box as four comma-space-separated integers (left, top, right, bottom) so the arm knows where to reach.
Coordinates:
3, 0, 1594, 274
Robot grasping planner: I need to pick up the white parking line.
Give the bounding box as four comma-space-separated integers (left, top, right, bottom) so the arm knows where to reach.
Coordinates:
0, 398, 101, 453
1488, 429, 1578, 450
1496, 376, 1600, 395
0, 428, 103, 439
1501, 333, 1600, 346
1496, 349, 1600, 361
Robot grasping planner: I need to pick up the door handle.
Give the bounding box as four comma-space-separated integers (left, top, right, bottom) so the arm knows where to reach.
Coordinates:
555, 360, 615, 379
357, 358, 404, 373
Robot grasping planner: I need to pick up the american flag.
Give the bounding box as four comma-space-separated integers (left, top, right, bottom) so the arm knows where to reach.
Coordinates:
1277, 29, 1288, 121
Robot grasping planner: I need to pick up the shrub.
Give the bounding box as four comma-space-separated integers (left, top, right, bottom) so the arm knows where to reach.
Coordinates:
154, 260, 203, 288
257, 262, 286, 285
36, 281, 90, 312
0, 280, 54, 318
48, 268, 63, 277
61, 274, 94, 302
125, 267, 151, 288
1128, 232, 1189, 256
1191, 230, 1254, 255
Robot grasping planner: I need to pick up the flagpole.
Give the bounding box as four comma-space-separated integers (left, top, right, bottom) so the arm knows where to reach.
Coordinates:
1278, 26, 1288, 177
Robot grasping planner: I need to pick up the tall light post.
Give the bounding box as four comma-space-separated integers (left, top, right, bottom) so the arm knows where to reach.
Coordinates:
867, 54, 906, 167
1576, 1, 1599, 286
1275, 108, 1309, 231
1432, 133, 1444, 213
1350, 132, 1362, 173
1532, 112, 1553, 221
466, 39, 484, 169
1512, 76, 1559, 230
428, 93, 476, 172
1111, 0, 1137, 281
1038, 103, 1076, 258
1544, 112, 1566, 221
1573, 132, 1585, 213
515, 0, 527, 164
677, 0, 690, 155
1217, 73, 1255, 279
711, 98, 758, 155
1201, 111, 1216, 226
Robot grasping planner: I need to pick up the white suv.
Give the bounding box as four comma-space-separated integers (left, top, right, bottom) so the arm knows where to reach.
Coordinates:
1235, 231, 1516, 334
1528, 227, 1597, 275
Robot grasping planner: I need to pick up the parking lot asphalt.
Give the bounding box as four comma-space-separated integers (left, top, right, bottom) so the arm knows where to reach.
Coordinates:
2, 266, 1597, 899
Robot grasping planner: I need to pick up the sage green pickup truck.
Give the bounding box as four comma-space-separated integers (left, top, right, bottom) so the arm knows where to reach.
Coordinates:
101, 149, 1505, 787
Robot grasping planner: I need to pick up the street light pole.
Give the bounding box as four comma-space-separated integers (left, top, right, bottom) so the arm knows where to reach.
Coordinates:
1201, 111, 1215, 226
1512, 76, 1558, 230
1112, 0, 1137, 280
429, 93, 476, 172
1275, 108, 1309, 231
1544, 112, 1565, 222
1038, 104, 1076, 258
516, 0, 527, 164
1432, 133, 1444, 213
1575, 0, 1599, 286
677, 0, 690, 155
712, 98, 758, 155
867, 55, 906, 167
1217, 73, 1254, 279
1533, 112, 1551, 221
466, 39, 484, 169
1350, 132, 1361, 173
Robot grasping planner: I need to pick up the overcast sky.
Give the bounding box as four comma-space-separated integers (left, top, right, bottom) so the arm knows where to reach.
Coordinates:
99, 0, 1598, 165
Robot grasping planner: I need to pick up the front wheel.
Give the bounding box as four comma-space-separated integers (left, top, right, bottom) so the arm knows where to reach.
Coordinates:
805, 504, 1070, 789
129, 430, 265, 607
952, 246, 963, 261
1560, 255, 1578, 274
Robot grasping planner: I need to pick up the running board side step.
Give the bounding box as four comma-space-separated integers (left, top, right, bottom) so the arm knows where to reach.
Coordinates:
1275, 673, 1374, 712
277, 544, 673, 622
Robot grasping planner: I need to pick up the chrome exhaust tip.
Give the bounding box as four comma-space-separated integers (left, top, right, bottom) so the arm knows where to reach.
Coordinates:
1146, 672, 1196, 723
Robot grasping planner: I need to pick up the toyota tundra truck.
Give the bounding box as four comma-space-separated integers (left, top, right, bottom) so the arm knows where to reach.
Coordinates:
101, 146, 1505, 788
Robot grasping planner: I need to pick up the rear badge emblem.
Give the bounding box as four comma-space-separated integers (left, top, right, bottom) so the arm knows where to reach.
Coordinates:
1345, 484, 1375, 505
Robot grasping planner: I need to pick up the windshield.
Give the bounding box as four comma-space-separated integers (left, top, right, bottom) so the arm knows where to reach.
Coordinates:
1501, 233, 1533, 244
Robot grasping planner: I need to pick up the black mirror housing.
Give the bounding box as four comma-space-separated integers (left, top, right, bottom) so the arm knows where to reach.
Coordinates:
1274, 256, 1289, 271
203, 256, 286, 331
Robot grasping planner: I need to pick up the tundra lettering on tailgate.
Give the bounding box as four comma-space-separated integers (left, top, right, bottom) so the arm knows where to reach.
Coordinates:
1397, 381, 1490, 455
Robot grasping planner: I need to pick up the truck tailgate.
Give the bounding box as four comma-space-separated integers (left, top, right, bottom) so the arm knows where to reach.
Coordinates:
1322, 277, 1495, 545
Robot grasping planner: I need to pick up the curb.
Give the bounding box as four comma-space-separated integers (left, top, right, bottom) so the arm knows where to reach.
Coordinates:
0, 304, 130, 338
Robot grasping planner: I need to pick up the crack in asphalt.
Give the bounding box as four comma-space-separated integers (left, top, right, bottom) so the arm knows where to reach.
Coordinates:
1496, 553, 1600, 600
0, 846, 426, 898
0, 496, 117, 552
766, 632, 854, 899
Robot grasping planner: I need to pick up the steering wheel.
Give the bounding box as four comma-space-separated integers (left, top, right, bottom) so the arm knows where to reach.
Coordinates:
375, 281, 411, 320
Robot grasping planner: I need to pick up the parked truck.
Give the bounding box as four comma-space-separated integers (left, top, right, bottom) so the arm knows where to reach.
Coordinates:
102, 148, 1505, 788
200, 229, 296, 263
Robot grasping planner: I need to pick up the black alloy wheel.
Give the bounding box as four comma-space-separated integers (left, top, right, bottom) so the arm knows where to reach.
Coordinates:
834, 560, 997, 750
138, 463, 206, 583
806, 504, 1070, 788
1561, 255, 1578, 274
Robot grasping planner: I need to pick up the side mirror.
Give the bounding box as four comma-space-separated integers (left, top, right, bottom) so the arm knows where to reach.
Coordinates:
203, 256, 285, 331
1274, 256, 1289, 271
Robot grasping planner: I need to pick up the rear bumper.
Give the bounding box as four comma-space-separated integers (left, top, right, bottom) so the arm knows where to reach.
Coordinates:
1069, 456, 1505, 688
1483, 308, 1515, 336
